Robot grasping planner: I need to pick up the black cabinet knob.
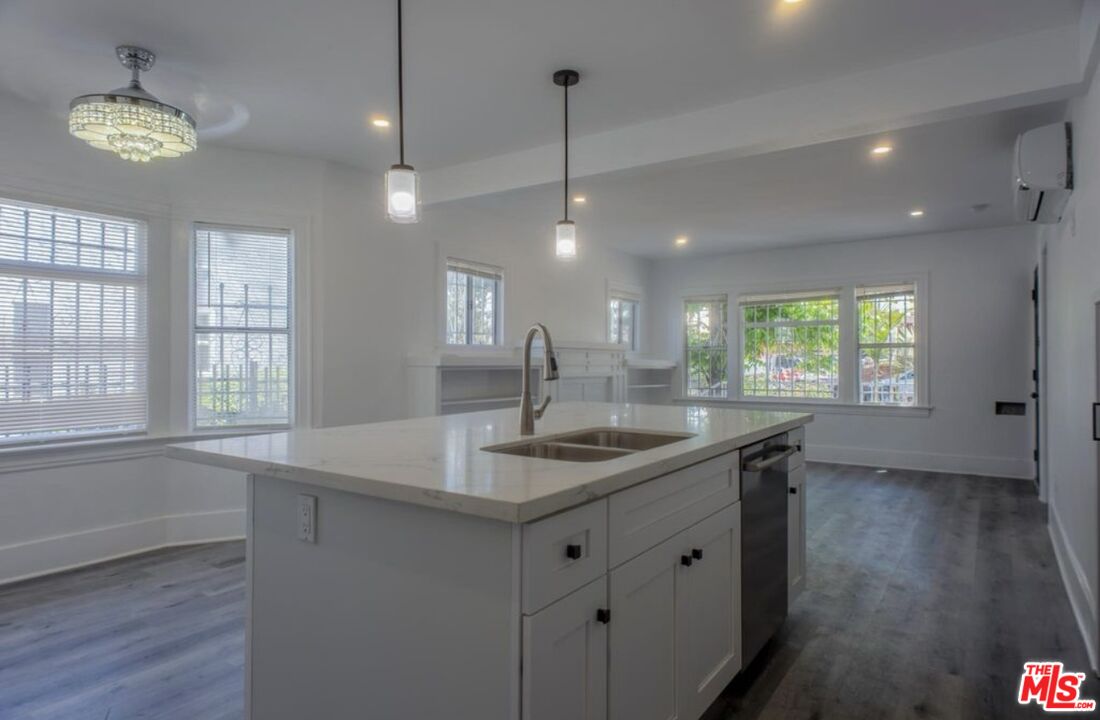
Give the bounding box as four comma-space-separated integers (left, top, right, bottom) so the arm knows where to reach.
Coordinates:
691, 548, 703, 560
596, 608, 611, 624
790, 487, 798, 495
681, 555, 693, 567
565, 544, 583, 560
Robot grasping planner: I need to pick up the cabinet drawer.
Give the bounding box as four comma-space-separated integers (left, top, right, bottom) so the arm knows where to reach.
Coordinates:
608, 451, 739, 567
786, 426, 805, 470
523, 499, 608, 614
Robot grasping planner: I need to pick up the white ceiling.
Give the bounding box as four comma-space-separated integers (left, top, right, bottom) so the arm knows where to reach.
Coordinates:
458, 103, 1067, 257
0, 0, 1082, 171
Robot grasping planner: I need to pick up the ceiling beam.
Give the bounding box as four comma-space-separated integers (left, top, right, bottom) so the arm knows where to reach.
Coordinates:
423, 24, 1084, 205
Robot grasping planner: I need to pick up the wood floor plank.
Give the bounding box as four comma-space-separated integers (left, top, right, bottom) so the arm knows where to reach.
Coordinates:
0, 463, 1092, 719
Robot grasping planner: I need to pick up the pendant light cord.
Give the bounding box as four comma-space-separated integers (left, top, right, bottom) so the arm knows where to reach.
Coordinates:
397, 0, 406, 166
563, 81, 569, 222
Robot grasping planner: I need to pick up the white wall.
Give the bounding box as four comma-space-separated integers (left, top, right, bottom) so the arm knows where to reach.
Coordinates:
0, 91, 648, 582
647, 225, 1039, 479
1039, 54, 1100, 671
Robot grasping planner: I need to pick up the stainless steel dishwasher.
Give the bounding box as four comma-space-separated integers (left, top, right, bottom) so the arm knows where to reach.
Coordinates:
740, 433, 797, 666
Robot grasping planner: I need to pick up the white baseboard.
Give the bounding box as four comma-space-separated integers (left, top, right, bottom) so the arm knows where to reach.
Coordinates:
1049, 505, 1100, 674
806, 444, 1034, 479
0, 508, 245, 586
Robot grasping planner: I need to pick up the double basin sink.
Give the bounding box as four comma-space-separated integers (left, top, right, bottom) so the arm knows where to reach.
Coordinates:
482, 428, 695, 463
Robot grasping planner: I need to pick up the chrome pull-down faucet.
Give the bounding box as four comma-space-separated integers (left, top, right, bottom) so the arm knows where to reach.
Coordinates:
520, 323, 560, 435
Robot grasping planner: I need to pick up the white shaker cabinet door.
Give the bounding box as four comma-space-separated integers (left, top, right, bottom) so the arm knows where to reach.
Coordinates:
523, 577, 608, 720
677, 503, 742, 720
608, 534, 681, 720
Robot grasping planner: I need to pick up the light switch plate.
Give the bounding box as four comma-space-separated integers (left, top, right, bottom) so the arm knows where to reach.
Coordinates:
297, 494, 317, 543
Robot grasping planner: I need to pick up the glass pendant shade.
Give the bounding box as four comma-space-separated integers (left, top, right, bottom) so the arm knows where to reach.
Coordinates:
68, 47, 196, 163
556, 220, 577, 259
385, 165, 420, 223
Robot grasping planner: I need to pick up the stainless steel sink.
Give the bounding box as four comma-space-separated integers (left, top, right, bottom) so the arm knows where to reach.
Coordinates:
487, 441, 634, 462
482, 427, 695, 462
552, 428, 695, 451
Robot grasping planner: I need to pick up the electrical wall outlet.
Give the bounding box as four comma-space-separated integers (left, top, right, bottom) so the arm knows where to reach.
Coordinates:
297, 494, 317, 543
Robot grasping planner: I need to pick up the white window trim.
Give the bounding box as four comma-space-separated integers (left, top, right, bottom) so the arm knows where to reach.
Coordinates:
607, 280, 643, 352
0, 195, 152, 447
187, 222, 297, 432
0, 184, 314, 458
677, 273, 930, 413
180, 212, 311, 436
442, 257, 504, 347
682, 293, 730, 399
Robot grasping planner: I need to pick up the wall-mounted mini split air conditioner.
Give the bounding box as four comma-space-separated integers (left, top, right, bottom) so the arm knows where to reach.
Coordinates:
1014, 122, 1073, 224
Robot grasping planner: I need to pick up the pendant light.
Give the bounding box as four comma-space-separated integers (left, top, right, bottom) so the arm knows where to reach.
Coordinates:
385, 0, 420, 222
553, 69, 580, 259
69, 46, 197, 163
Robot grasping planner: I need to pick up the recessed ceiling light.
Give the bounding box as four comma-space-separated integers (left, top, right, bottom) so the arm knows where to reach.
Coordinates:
871, 145, 893, 156
573, 195, 587, 204
371, 117, 391, 128
675, 236, 689, 247
783, 0, 803, 4
909, 209, 925, 217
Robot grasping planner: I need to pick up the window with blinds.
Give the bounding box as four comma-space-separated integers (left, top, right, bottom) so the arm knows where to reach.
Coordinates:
0, 198, 147, 444
741, 290, 841, 400
857, 284, 917, 406
446, 259, 502, 345
193, 224, 292, 428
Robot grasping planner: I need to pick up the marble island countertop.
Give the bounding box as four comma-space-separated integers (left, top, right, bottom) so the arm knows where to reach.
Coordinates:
166, 402, 813, 523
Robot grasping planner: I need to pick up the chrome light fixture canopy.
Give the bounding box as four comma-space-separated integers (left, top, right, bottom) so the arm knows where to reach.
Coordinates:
385, 0, 421, 222
69, 46, 197, 163
554, 69, 580, 259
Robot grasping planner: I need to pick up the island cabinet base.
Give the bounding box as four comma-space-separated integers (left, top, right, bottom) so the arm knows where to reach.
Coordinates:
244, 447, 749, 720
245, 475, 523, 720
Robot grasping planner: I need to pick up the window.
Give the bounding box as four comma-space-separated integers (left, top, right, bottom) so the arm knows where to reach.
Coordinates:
741, 291, 840, 400
857, 284, 916, 406
0, 198, 147, 444
684, 297, 728, 397
446, 259, 501, 345
609, 295, 639, 350
193, 224, 292, 428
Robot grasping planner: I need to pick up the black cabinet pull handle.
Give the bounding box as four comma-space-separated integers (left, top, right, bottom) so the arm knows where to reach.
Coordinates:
565, 544, 583, 560
681, 554, 693, 567
691, 548, 703, 560
790, 487, 798, 495
596, 608, 611, 624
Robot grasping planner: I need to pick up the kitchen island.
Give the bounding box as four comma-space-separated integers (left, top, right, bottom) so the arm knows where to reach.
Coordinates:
168, 402, 812, 720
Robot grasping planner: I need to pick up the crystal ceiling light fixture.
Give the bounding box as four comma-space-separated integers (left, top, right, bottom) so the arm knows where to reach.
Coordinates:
553, 69, 580, 260
385, 0, 420, 223
69, 46, 197, 163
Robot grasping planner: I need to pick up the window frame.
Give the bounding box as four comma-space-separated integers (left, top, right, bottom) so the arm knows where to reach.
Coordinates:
679, 274, 928, 411
683, 294, 730, 398
444, 258, 503, 347
608, 295, 640, 351
188, 222, 296, 432
739, 290, 842, 402
0, 196, 150, 447
856, 284, 919, 406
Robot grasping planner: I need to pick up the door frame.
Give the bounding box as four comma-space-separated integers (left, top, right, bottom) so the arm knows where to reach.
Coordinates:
1036, 250, 1050, 503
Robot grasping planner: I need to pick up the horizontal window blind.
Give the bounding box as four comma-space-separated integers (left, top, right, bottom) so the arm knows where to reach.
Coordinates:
194, 224, 292, 428
0, 199, 147, 444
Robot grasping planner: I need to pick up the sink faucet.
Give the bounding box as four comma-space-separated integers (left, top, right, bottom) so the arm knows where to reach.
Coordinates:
520, 323, 560, 435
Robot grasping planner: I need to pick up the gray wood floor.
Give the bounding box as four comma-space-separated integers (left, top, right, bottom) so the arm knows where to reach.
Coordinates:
0, 463, 1092, 719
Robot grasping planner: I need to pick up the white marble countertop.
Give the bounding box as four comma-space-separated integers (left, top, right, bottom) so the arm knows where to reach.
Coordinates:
166, 402, 812, 523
